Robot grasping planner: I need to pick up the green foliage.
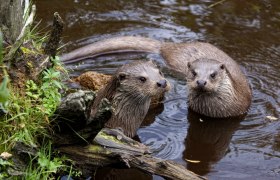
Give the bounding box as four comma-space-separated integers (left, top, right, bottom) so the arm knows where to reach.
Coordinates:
0, 12, 74, 178
25, 141, 74, 180
0, 62, 64, 147
0, 31, 3, 64
0, 31, 10, 113
0, 158, 13, 179
0, 57, 80, 179
26, 67, 63, 116
26, 22, 49, 52
0, 75, 10, 109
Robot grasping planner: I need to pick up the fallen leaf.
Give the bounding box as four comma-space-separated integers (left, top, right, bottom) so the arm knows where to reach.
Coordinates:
0, 152, 12, 159
266, 116, 278, 121
185, 158, 201, 163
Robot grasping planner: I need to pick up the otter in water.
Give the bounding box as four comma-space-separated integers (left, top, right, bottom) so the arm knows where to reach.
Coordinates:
88, 61, 170, 137
60, 36, 252, 117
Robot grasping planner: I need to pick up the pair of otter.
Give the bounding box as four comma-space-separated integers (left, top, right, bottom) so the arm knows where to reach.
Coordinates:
60, 36, 252, 137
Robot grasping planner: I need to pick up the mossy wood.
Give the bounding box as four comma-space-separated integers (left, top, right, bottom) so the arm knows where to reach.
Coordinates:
55, 91, 205, 179
59, 128, 205, 180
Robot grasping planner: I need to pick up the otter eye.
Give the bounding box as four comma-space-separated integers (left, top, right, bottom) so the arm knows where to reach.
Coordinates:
191, 70, 197, 77
159, 71, 163, 76
210, 72, 217, 79
139, 77, 147, 82
118, 73, 126, 80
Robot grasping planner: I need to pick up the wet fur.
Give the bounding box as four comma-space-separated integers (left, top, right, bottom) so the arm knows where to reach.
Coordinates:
89, 61, 170, 137
61, 36, 252, 117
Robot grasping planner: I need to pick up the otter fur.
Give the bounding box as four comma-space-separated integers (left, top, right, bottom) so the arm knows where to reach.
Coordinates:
60, 36, 252, 118
89, 61, 170, 137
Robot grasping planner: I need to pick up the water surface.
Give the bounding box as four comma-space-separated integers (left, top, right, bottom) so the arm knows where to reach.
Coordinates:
35, 0, 280, 179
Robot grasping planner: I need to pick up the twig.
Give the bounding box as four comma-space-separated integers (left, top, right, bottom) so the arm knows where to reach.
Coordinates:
208, 0, 227, 8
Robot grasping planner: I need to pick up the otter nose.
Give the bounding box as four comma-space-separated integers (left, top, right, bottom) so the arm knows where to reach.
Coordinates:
196, 80, 207, 88
157, 80, 167, 88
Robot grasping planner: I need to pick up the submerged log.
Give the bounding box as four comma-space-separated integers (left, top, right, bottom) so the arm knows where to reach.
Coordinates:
59, 128, 205, 180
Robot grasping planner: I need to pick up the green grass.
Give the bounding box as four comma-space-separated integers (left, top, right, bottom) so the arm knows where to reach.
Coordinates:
0, 13, 79, 179
25, 140, 81, 180
0, 56, 78, 178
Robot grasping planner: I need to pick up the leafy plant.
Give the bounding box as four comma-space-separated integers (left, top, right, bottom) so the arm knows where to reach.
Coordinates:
25, 140, 81, 180
26, 66, 63, 116
0, 31, 10, 114
0, 8, 75, 178
0, 158, 13, 179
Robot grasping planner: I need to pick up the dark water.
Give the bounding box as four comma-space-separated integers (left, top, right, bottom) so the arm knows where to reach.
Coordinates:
35, 0, 280, 179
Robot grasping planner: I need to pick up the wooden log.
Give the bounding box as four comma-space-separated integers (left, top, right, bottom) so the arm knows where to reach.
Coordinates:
53, 90, 113, 145
59, 128, 206, 180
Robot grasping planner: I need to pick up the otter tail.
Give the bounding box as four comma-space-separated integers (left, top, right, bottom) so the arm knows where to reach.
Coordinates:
60, 36, 161, 63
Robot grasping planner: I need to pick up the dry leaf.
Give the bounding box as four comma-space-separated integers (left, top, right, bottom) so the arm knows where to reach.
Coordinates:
266, 116, 278, 121
185, 158, 201, 163
0, 152, 12, 159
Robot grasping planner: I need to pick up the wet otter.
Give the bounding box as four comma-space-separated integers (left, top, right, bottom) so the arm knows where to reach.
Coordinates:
88, 61, 170, 137
60, 36, 252, 118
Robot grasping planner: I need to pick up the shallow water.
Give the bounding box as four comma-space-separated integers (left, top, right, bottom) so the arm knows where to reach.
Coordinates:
35, 0, 280, 179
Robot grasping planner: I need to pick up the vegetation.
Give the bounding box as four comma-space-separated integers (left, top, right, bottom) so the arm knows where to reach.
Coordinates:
0, 15, 80, 180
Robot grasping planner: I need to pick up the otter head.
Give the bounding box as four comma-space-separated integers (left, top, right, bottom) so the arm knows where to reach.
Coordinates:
186, 58, 240, 117
98, 60, 170, 137
186, 58, 229, 93
116, 61, 170, 97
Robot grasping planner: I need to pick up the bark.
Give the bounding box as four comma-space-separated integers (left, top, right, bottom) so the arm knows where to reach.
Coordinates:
55, 90, 205, 179
44, 12, 64, 58
0, 0, 26, 43
59, 128, 206, 180
53, 90, 113, 145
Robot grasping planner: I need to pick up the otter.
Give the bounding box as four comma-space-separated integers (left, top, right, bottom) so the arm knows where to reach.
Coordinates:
60, 36, 252, 117
88, 61, 170, 137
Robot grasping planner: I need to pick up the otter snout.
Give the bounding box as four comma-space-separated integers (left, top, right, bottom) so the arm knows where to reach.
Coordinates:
157, 79, 168, 88
196, 80, 207, 88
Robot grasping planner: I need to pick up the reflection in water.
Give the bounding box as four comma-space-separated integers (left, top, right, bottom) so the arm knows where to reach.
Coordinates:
93, 167, 152, 180
184, 109, 243, 175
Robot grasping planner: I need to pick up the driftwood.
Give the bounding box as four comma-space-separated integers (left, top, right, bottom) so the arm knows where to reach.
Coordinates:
59, 128, 205, 180
55, 90, 205, 180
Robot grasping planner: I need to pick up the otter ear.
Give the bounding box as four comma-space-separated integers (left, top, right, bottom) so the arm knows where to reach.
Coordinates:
118, 72, 127, 81
220, 64, 226, 70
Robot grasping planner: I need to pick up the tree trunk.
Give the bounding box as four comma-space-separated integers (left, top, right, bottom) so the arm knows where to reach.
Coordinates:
0, 0, 26, 43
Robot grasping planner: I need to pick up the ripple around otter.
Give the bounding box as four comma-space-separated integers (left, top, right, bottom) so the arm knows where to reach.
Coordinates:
138, 80, 188, 160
